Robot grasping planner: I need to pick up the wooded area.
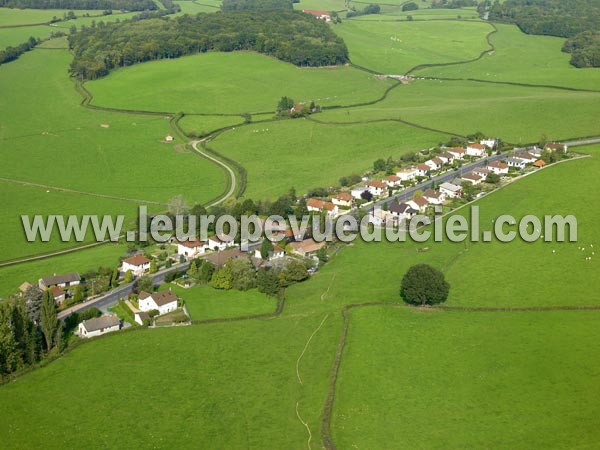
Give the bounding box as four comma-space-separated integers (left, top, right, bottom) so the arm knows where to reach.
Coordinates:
0, 0, 156, 10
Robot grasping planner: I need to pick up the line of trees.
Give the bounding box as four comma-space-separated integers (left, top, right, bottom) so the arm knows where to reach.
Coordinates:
221, 0, 294, 11
562, 31, 600, 67
0, 36, 40, 66
0, 0, 156, 10
347, 3, 380, 18
69, 10, 349, 80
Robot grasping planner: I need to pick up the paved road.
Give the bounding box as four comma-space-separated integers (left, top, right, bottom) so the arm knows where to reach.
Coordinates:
562, 137, 600, 147
191, 140, 236, 207
57, 262, 190, 320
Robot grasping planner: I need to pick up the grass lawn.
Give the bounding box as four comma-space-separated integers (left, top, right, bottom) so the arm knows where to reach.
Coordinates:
334, 19, 492, 74
418, 23, 600, 91
332, 306, 600, 449
317, 79, 600, 143
210, 118, 450, 200
177, 113, 248, 136
85, 52, 395, 114
0, 242, 127, 297
160, 284, 277, 320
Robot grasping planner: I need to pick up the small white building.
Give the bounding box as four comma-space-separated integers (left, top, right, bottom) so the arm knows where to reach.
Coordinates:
384, 175, 402, 188
396, 168, 417, 181
134, 311, 150, 326
122, 255, 151, 277
407, 196, 429, 213
439, 182, 462, 198
366, 181, 388, 197
415, 164, 430, 177
480, 138, 497, 149
506, 157, 526, 169
422, 189, 445, 205
177, 238, 207, 259
461, 172, 484, 185
208, 235, 235, 252
307, 198, 338, 216
517, 152, 537, 164
165, 135, 174, 142
254, 243, 285, 260
424, 159, 441, 171
78, 314, 120, 339
351, 186, 369, 200
466, 144, 487, 157
332, 192, 353, 208
447, 147, 466, 160
138, 290, 178, 315
487, 161, 509, 175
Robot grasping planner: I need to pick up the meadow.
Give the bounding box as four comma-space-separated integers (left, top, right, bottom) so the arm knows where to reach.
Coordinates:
316, 79, 600, 143
332, 307, 600, 449
177, 113, 248, 136
418, 23, 600, 91
209, 118, 450, 199
333, 19, 492, 74
85, 51, 395, 114
175, 0, 221, 14
0, 7, 99, 26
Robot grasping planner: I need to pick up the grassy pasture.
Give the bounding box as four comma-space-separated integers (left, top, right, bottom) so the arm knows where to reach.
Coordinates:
334, 19, 492, 74
419, 23, 600, 91
348, 5, 479, 19
0, 7, 99, 26
161, 284, 277, 320
0, 242, 127, 297
333, 307, 600, 449
175, 0, 221, 14
209, 118, 450, 199
85, 52, 395, 114
317, 79, 600, 143
293, 0, 346, 12
177, 114, 247, 136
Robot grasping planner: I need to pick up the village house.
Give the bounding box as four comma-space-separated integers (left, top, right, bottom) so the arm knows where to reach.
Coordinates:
396, 168, 417, 181
415, 163, 430, 177
78, 314, 120, 339
439, 182, 462, 198
138, 289, 179, 315
208, 234, 235, 252
407, 196, 429, 213
517, 152, 537, 164
384, 175, 403, 188
388, 201, 417, 222
461, 172, 484, 185
289, 238, 325, 258
204, 247, 247, 268
472, 167, 490, 178
528, 147, 543, 158
177, 238, 207, 259
350, 185, 369, 200
466, 143, 487, 157
254, 243, 285, 261
424, 158, 442, 171
39, 272, 80, 290
506, 157, 526, 169
122, 255, 151, 277
439, 152, 455, 164
422, 189, 446, 205
302, 9, 331, 21
332, 192, 353, 208
366, 180, 388, 197
487, 161, 509, 175
447, 147, 466, 160
480, 138, 497, 149
50, 286, 66, 307
307, 198, 338, 216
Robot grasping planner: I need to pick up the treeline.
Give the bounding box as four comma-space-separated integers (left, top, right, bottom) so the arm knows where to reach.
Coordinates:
487, 0, 600, 38
563, 31, 600, 67
0, 36, 39, 66
0, 0, 155, 9
431, 0, 477, 9
347, 4, 380, 18
221, 0, 293, 11
69, 10, 349, 79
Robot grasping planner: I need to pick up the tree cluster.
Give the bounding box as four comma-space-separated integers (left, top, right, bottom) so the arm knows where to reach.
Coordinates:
221, 0, 293, 11
69, 10, 349, 80
0, 36, 39, 66
0, 0, 155, 9
431, 0, 477, 9
562, 31, 600, 67
347, 3, 380, 18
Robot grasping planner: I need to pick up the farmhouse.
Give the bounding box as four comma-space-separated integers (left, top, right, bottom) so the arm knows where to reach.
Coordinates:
78, 314, 120, 339
487, 161, 509, 175
307, 198, 338, 216
506, 157, 526, 169
289, 238, 325, 257
366, 180, 387, 197
122, 255, 150, 277
350, 186, 369, 200
208, 234, 235, 251
302, 9, 331, 21
50, 286, 66, 307
447, 147, 466, 160
461, 172, 484, 185
177, 238, 206, 259
466, 143, 487, 157
439, 182, 462, 198
39, 272, 80, 290
415, 163, 430, 177
422, 189, 445, 205
204, 247, 247, 268
396, 168, 417, 181
138, 289, 178, 315
384, 175, 402, 187
332, 192, 353, 207
407, 196, 429, 212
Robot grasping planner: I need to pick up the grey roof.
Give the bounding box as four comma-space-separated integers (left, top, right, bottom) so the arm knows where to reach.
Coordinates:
389, 202, 416, 215
440, 182, 461, 192
40, 272, 80, 286
507, 157, 524, 164
81, 314, 119, 333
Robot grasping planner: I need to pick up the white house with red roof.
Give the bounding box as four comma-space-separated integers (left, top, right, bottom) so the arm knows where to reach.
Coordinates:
177, 238, 207, 259
332, 192, 353, 208
366, 180, 388, 197
208, 234, 235, 252
466, 143, 487, 157
302, 9, 331, 21
447, 147, 466, 160
384, 175, 402, 187
122, 255, 150, 277
415, 163, 430, 177
138, 289, 178, 315
307, 198, 338, 216
395, 168, 417, 181
487, 161, 509, 175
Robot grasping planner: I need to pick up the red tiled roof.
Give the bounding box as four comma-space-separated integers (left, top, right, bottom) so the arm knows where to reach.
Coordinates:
123, 255, 150, 266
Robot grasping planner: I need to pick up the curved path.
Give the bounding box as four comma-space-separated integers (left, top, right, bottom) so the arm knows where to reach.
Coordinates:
190, 139, 237, 207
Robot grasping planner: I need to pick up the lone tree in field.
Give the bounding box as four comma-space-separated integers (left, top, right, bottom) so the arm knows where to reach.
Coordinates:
400, 264, 450, 306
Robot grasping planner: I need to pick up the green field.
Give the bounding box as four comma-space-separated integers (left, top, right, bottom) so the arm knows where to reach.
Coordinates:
334, 19, 492, 74
333, 307, 600, 449
86, 52, 395, 114
209, 118, 450, 199
418, 23, 600, 91
160, 284, 277, 320
0, 8, 102, 26
177, 114, 248, 136
175, 0, 221, 14
316, 79, 600, 143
